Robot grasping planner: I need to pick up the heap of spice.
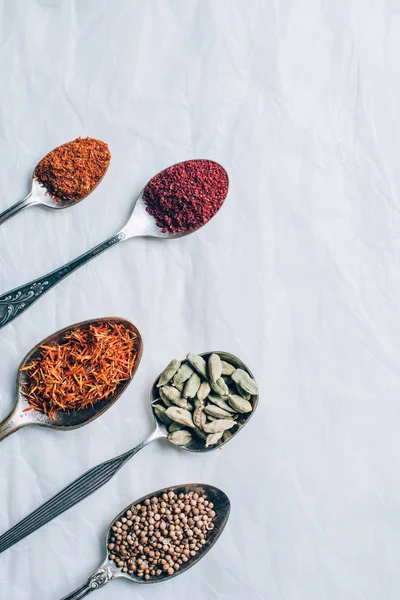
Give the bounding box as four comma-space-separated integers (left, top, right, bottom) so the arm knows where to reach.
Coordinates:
21, 322, 138, 418
153, 352, 258, 449
108, 489, 216, 579
34, 137, 111, 203
143, 159, 229, 233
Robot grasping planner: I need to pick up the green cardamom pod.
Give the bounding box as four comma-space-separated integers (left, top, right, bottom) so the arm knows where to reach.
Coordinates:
173, 380, 184, 392
193, 426, 207, 440
235, 383, 251, 400
205, 431, 224, 447
158, 388, 173, 407
203, 419, 236, 433
168, 430, 192, 446
221, 360, 236, 376
165, 407, 195, 429
173, 363, 194, 385
160, 386, 189, 409
208, 353, 222, 383
210, 377, 229, 397
231, 369, 258, 395
153, 404, 173, 425
183, 372, 201, 399
156, 359, 181, 387
169, 422, 182, 432
204, 404, 233, 419
197, 381, 211, 402
193, 406, 207, 429
228, 395, 252, 413
208, 393, 236, 413
187, 353, 207, 378
223, 430, 233, 442
193, 397, 204, 409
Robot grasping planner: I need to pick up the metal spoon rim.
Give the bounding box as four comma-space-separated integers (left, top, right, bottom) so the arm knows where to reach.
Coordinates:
102, 482, 231, 585
9, 317, 143, 431
121, 158, 229, 241
151, 350, 258, 454
30, 138, 111, 209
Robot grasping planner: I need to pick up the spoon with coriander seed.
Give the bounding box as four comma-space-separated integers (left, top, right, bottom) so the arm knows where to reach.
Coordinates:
0, 351, 256, 554
0, 137, 111, 226
0, 159, 229, 329
59, 484, 230, 599
0, 317, 142, 444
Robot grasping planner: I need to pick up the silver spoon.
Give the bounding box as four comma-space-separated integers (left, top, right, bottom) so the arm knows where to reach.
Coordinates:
0, 351, 256, 554
0, 159, 229, 330
0, 140, 110, 226
0, 317, 143, 444
60, 483, 230, 599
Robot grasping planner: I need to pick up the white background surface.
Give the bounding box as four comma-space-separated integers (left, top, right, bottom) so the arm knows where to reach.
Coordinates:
0, 0, 400, 598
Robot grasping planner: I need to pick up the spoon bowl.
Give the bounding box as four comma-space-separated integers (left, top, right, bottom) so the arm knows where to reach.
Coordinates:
0, 317, 143, 443
30, 168, 109, 211
151, 351, 259, 453
0, 138, 111, 225
60, 483, 230, 598
122, 159, 229, 240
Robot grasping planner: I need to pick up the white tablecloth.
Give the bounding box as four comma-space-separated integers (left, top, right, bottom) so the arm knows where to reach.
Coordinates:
1, 1, 400, 598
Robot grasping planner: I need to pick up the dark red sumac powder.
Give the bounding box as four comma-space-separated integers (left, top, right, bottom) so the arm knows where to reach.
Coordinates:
143, 160, 228, 233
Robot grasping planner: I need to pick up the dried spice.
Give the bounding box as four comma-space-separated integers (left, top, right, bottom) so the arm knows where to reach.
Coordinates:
153, 352, 257, 449
34, 137, 111, 203
21, 322, 138, 418
143, 159, 228, 233
108, 490, 216, 579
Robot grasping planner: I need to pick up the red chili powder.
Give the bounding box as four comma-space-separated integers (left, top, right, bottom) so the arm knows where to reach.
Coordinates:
143, 160, 229, 233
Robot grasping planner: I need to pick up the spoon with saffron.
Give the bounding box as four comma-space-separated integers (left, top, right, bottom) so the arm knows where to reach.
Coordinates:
0, 317, 143, 444
0, 351, 256, 554
0, 137, 111, 225
0, 159, 229, 330
59, 484, 230, 599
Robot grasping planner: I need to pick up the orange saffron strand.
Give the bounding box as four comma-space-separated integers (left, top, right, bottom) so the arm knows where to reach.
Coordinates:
21, 323, 138, 418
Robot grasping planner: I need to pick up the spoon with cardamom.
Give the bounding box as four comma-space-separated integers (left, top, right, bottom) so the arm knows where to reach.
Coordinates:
0, 159, 228, 329
0, 351, 257, 554
0, 137, 111, 226
59, 483, 230, 599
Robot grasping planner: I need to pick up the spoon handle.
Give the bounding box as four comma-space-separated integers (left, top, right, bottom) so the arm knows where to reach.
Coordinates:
0, 194, 38, 225
0, 430, 158, 553
0, 231, 125, 330
0, 414, 25, 443
60, 564, 113, 599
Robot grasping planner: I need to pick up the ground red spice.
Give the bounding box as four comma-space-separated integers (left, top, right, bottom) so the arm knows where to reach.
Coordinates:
34, 137, 111, 203
143, 160, 229, 233
21, 322, 138, 418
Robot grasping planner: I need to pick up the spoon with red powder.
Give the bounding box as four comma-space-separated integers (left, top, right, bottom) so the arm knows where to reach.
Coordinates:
0, 137, 111, 226
0, 159, 229, 330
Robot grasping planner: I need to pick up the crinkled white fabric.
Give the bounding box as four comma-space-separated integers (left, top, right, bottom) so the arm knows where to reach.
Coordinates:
1, 0, 400, 598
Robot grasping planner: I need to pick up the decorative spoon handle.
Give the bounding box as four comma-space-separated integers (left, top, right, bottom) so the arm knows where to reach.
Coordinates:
0, 430, 158, 554
60, 582, 97, 600
60, 564, 113, 600
0, 232, 125, 330
0, 194, 37, 225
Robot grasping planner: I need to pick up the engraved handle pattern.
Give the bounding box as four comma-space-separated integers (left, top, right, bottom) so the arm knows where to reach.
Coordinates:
0, 232, 125, 329
60, 566, 112, 599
